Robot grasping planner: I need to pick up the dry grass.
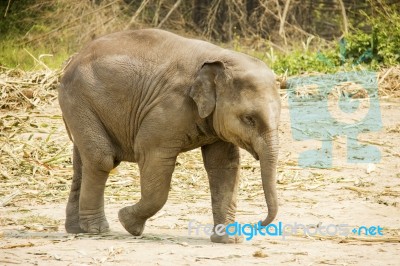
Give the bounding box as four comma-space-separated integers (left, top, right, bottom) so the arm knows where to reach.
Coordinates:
276, 66, 400, 103
378, 66, 400, 98
0, 68, 69, 206
0, 68, 60, 111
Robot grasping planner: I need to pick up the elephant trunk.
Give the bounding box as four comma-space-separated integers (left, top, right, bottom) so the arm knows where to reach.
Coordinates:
257, 130, 279, 226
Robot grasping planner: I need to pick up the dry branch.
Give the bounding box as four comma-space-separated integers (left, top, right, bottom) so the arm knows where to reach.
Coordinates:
4, 0, 12, 17
279, 0, 291, 44
125, 0, 150, 29
22, 0, 120, 45
259, 1, 314, 38
157, 0, 182, 28
153, 0, 164, 26
337, 0, 349, 35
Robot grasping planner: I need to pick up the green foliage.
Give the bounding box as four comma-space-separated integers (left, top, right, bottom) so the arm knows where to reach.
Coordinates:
0, 0, 67, 69
0, 41, 70, 69
230, 35, 340, 75
342, 2, 400, 67
1, 1, 34, 35
269, 50, 340, 76
232, 1, 400, 76
245, 2, 400, 76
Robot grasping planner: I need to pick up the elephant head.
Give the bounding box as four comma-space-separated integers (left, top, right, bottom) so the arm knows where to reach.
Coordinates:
189, 58, 281, 226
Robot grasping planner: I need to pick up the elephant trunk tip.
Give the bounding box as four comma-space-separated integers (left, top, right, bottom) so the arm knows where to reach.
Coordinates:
261, 207, 278, 226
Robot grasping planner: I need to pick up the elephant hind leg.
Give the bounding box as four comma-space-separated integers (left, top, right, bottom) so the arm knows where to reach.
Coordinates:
76, 136, 116, 234
65, 144, 85, 233
65, 144, 112, 234
65, 124, 116, 234
62, 99, 118, 234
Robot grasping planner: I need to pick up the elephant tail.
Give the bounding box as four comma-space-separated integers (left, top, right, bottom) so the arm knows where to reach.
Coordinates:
62, 116, 74, 142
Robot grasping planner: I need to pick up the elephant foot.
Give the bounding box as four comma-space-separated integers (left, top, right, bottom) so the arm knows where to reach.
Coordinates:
65, 221, 86, 234
210, 233, 244, 244
78, 209, 110, 233
65, 202, 86, 234
118, 206, 146, 236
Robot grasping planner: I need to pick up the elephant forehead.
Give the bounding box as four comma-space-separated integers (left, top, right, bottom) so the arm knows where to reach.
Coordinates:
237, 81, 272, 102
234, 70, 274, 90
237, 88, 280, 115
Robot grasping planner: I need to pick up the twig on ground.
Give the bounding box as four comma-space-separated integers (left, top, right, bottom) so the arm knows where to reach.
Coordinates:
0, 189, 21, 207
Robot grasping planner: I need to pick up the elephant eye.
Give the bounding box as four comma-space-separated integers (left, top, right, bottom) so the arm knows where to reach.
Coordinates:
241, 115, 256, 127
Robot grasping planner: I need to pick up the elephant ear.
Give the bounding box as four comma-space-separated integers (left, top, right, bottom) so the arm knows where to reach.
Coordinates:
189, 61, 225, 118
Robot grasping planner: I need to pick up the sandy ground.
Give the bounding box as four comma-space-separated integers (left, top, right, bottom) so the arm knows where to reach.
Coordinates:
1, 93, 400, 265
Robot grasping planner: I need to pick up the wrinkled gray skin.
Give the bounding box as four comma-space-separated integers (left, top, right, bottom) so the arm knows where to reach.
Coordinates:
59, 29, 281, 243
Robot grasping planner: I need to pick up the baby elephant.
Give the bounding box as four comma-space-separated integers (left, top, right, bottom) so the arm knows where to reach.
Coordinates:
59, 29, 281, 243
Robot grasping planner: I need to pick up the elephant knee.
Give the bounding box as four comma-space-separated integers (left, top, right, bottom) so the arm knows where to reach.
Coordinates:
81, 148, 116, 173
140, 193, 168, 217
96, 154, 115, 172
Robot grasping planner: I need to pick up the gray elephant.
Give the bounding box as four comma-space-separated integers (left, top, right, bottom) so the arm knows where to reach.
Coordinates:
59, 29, 281, 243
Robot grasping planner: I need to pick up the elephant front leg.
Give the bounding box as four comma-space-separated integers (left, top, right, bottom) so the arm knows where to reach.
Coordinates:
118, 152, 176, 236
201, 141, 242, 243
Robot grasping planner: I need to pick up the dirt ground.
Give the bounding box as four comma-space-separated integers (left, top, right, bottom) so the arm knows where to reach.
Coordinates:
1, 83, 400, 265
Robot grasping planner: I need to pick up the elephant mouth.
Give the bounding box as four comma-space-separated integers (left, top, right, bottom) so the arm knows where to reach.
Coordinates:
237, 139, 259, 160
250, 152, 260, 161
249, 149, 259, 160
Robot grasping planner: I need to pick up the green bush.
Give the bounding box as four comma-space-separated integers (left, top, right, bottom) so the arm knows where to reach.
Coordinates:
342, 3, 400, 67
270, 50, 340, 75
246, 1, 400, 75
